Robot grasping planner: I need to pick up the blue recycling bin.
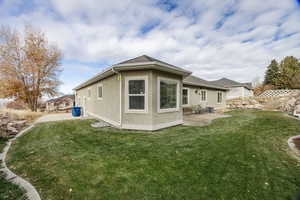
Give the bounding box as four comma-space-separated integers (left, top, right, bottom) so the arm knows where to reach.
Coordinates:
72, 107, 81, 117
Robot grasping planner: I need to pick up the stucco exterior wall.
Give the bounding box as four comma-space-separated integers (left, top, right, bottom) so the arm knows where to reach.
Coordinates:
76, 68, 184, 130
151, 70, 183, 127
243, 88, 254, 97
183, 85, 227, 109
120, 70, 153, 129
227, 87, 253, 99
75, 74, 121, 126
121, 70, 183, 130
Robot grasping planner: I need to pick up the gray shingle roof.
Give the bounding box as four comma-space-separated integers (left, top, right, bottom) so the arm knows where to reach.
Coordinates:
183, 75, 228, 90
116, 55, 190, 73
46, 95, 75, 103
74, 55, 191, 90
210, 78, 253, 90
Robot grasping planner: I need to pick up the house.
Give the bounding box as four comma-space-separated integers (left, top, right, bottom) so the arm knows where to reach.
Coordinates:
46, 95, 75, 112
74, 55, 229, 131
210, 78, 253, 99
183, 75, 228, 110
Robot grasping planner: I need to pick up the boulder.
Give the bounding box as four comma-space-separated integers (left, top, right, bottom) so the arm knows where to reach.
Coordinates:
294, 105, 300, 116
0, 114, 27, 138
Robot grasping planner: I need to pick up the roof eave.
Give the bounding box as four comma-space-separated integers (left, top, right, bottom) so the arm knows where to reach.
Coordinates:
73, 68, 114, 90
183, 81, 229, 91
74, 62, 192, 91
114, 62, 192, 77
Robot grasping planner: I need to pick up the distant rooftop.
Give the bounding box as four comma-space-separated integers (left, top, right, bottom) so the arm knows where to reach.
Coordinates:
183, 75, 228, 90
210, 78, 253, 90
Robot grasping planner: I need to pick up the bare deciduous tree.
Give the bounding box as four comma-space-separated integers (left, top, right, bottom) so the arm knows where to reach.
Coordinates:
0, 25, 62, 111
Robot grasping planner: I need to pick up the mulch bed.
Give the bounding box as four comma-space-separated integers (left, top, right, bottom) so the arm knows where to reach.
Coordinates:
293, 137, 300, 151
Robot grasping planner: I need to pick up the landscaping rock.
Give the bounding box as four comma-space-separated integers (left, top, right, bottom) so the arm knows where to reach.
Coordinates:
91, 121, 110, 128
227, 91, 300, 114
294, 105, 300, 117
0, 113, 27, 138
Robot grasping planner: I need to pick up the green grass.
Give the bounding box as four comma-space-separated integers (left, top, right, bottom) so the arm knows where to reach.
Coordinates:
0, 138, 7, 152
6, 110, 300, 200
0, 138, 25, 200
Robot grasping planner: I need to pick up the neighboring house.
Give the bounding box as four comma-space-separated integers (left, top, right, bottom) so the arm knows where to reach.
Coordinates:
46, 95, 75, 112
210, 78, 253, 99
74, 55, 191, 131
183, 75, 228, 109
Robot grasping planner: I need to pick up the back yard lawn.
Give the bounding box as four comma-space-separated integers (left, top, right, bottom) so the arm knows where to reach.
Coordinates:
6, 110, 300, 200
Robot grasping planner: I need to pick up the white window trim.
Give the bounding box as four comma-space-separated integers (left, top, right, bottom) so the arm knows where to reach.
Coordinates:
125, 76, 148, 113
182, 87, 189, 106
217, 91, 223, 104
97, 84, 103, 100
87, 88, 91, 99
157, 77, 180, 113
200, 89, 207, 102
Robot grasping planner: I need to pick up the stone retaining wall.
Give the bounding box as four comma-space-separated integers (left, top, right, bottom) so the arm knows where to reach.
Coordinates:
0, 113, 27, 138
227, 91, 300, 114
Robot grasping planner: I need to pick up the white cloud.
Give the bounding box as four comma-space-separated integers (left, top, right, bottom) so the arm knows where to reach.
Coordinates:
0, 0, 300, 93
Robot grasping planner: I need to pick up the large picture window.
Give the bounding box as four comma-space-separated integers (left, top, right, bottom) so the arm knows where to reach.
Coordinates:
182, 88, 189, 105
158, 77, 179, 112
125, 77, 148, 112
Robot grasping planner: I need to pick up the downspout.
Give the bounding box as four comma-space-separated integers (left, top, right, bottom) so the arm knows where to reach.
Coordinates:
112, 67, 122, 128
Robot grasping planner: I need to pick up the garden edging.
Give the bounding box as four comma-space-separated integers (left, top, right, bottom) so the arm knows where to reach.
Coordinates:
0, 124, 41, 200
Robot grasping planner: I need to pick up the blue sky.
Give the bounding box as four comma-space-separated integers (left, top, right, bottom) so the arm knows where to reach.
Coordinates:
1, 0, 300, 94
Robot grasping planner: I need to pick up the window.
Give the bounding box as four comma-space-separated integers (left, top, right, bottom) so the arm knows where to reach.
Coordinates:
87, 88, 91, 98
182, 88, 189, 105
201, 90, 207, 101
97, 84, 103, 99
125, 77, 148, 112
217, 91, 222, 103
158, 77, 179, 112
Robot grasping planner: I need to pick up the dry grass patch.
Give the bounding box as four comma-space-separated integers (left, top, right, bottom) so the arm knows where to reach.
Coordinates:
0, 109, 44, 122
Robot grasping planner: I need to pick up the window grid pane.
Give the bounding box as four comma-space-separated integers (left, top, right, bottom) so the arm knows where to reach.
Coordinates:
129, 96, 145, 110
98, 86, 102, 98
182, 89, 188, 105
128, 79, 146, 110
217, 92, 222, 103
129, 80, 145, 94
201, 91, 206, 101
160, 80, 177, 109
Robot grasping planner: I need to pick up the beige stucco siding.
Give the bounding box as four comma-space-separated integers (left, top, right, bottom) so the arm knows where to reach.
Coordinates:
151, 70, 183, 126
183, 85, 227, 109
75, 74, 121, 125
121, 70, 183, 130
121, 70, 153, 128
227, 87, 253, 99
206, 89, 226, 108
75, 67, 185, 130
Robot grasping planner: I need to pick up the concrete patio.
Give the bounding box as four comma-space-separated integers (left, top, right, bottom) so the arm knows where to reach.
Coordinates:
183, 113, 231, 127
35, 113, 82, 123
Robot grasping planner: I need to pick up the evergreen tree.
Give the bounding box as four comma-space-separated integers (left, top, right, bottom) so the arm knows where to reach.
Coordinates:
264, 59, 279, 85
277, 56, 300, 89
